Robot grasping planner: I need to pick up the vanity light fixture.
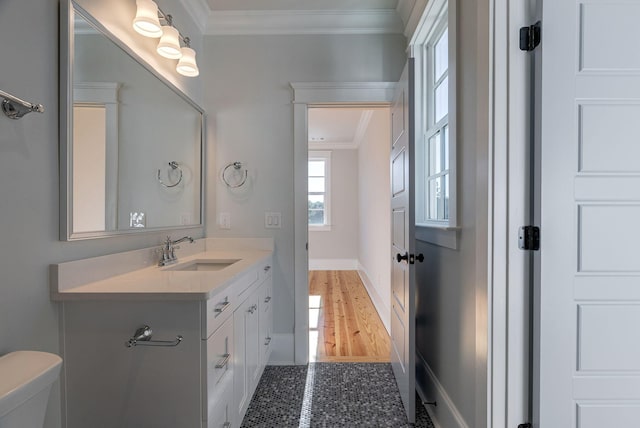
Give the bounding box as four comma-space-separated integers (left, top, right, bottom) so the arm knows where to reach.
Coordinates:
132, 0, 199, 77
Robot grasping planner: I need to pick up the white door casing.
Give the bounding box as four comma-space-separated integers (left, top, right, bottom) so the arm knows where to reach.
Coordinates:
536, 1, 640, 426
291, 82, 395, 365
390, 60, 416, 424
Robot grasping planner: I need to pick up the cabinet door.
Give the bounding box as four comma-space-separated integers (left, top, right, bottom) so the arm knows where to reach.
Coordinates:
207, 316, 234, 427
233, 292, 259, 423
259, 277, 273, 370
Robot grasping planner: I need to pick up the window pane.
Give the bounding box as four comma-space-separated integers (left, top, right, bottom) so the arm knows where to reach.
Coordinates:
308, 161, 325, 177
309, 177, 325, 193
427, 175, 450, 221
309, 209, 325, 225
309, 196, 325, 225
443, 173, 449, 220
428, 178, 440, 220
434, 28, 449, 82
428, 133, 442, 175
443, 125, 449, 169
434, 76, 448, 123
309, 195, 324, 206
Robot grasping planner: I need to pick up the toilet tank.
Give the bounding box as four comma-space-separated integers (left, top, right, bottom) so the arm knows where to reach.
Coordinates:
0, 351, 62, 428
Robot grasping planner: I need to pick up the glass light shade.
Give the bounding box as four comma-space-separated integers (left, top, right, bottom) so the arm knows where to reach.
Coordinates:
133, 0, 162, 38
177, 47, 199, 77
157, 26, 182, 59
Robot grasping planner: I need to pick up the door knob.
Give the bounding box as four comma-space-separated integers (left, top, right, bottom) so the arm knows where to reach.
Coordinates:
416, 253, 424, 263
396, 252, 409, 263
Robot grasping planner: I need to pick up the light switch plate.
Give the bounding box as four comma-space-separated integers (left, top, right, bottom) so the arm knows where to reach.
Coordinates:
219, 212, 231, 230
265, 212, 281, 229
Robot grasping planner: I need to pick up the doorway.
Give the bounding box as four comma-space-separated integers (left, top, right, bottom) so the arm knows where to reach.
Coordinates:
305, 106, 392, 362
291, 82, 396, 365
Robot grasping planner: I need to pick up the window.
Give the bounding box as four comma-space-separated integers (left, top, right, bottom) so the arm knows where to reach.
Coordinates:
414, 0, 457, 247
308, 151, 331, 230
414, 0, 455, 232
425, 26, 450, 224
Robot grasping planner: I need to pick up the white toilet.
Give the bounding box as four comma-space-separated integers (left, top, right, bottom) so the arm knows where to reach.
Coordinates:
0, 351, 62, 428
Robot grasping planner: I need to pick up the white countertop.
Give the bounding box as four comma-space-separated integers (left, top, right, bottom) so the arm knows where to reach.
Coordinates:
51, 247, 273, 301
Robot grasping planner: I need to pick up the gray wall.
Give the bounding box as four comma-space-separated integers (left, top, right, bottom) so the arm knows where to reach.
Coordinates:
204, 34, 407, 359
414, 0, 490, 426
0, 1, 203, 427
308, 149, 359, 261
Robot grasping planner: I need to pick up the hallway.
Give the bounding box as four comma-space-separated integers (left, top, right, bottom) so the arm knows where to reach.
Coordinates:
309, 270, 391, 363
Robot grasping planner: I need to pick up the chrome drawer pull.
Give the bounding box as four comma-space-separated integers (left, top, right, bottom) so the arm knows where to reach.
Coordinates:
264, 336, 272, 346
264, 265, 271, 272
264, 296, 271, 303
223, 422, 231, 428
215, 353, 231, 369
247, 304, 258, 314
214, 300, 230, 315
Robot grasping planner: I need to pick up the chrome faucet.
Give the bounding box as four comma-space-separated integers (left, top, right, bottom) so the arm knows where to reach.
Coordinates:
159, 236, 194, 266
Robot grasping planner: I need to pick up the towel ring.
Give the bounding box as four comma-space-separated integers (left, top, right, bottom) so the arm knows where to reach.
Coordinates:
222, 161, 248, 188
157, 161, 183, 188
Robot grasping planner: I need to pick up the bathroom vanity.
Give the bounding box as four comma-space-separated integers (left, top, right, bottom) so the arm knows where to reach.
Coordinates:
51, 239, 273, 428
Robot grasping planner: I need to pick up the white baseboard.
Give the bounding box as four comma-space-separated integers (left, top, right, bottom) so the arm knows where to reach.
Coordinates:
309, 258, 358, 270
356, 264, 390, 334
416, 351, 469, 428
267, 333, 295, 365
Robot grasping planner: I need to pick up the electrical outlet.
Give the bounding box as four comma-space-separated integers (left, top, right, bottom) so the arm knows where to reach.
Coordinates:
265, 212, 281, 229
180, 213, 191, 225
219, 212, 231, 230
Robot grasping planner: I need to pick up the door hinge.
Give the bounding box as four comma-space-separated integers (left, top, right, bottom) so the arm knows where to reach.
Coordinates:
519, 21, 541, 51
518, 226, 540, 251
518, 424, 532, 428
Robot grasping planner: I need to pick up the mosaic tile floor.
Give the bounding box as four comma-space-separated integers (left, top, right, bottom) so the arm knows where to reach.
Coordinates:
241, 363, 436, 428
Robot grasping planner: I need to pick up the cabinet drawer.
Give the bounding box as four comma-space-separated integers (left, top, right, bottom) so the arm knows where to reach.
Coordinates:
207, 315, 234, 394
205, 289, 235, 339
232, 268, 260, 301
207, 355, 234, 428
258, 260, 272, 283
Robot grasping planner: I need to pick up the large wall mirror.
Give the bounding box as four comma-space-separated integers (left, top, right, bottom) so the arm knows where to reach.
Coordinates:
60, 1, 204, 240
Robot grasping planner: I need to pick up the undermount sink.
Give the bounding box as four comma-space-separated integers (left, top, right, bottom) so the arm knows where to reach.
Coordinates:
165, 259, 241, 272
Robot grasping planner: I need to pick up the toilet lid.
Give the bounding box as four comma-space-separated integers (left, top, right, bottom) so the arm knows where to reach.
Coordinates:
0, 351, 62, 418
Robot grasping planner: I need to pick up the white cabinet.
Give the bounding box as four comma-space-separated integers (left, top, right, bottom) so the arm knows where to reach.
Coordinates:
232, 262, 273, 425
206, 316, 234, 428
58, 256, 273, 428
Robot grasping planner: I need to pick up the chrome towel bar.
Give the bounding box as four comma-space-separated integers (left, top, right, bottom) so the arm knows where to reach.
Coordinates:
125, 325, 183, 348
0, 89, 44, 119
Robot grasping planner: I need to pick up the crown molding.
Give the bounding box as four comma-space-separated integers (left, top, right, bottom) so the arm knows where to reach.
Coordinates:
308, 109, 374, 150
202, 9, 403, 35
179, 0, 209, 34
402, 0, 428, 40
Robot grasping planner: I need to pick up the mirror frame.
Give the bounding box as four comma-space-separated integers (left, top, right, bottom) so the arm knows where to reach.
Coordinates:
59, 0, 205, 241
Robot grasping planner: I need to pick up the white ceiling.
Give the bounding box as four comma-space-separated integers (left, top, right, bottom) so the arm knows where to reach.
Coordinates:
308, 108, 374, 150
207, 0, 399, 11
180, 0, 408, 35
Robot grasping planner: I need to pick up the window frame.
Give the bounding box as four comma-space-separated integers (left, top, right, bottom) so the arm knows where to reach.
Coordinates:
412, 0, 458, 247
308, 151, 332, 231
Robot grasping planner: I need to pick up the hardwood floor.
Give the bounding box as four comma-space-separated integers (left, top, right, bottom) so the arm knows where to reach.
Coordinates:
309, 270, 390, 363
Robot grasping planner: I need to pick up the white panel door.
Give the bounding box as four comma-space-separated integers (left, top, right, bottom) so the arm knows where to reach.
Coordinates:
537, 1, 640, 426
390, 60, 415, 424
